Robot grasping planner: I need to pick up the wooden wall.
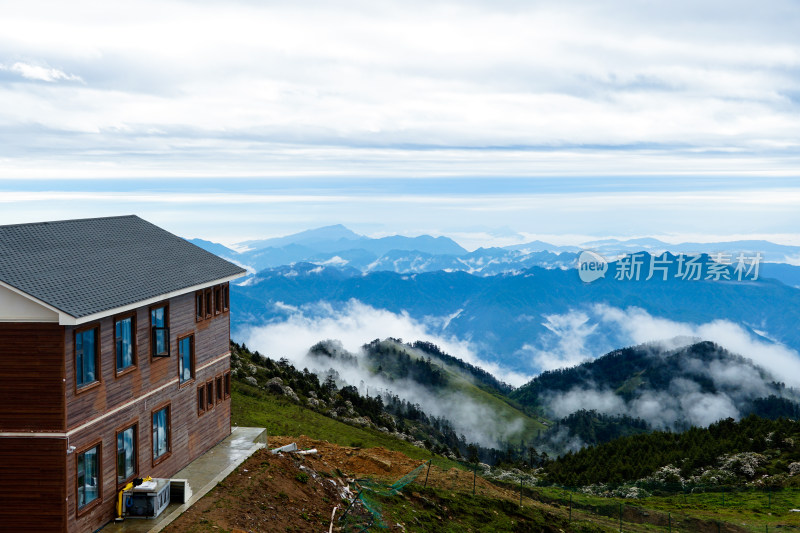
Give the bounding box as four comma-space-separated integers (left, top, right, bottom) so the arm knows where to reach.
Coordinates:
64, 287, 233, 533
0, 322, 65, 431
0, 437, 67, 531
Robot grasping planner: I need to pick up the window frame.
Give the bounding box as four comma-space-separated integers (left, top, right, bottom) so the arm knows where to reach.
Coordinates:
113, 312, 137, 378
149, 303, 170, 359
151, 403, 171, 466
221, 284, 230, 312
74, 324, 101, 393
76, 440, 103, 516
223, 371, 231, 399
214, 285, 222, 315
177, 333, 195, 386
197, 384, 206, 416
206, 380, 215, 411
195, 290, 205, 322
115, 422, 138, 487
215, 374, 223, 404
204, 288, 213, 319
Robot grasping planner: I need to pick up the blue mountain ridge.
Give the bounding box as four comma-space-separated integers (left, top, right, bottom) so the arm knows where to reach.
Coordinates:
230, 254, 800, 375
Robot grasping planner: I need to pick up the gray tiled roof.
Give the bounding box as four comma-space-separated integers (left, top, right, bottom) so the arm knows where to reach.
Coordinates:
0, 215, 246, 318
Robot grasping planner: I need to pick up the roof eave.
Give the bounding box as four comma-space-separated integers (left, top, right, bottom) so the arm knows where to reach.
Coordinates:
61, 271, 247, 326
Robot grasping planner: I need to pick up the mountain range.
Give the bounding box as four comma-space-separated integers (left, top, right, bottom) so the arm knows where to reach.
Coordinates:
189, 225, 800, 286
230, 257, 800, 375
294, 336, 800, 455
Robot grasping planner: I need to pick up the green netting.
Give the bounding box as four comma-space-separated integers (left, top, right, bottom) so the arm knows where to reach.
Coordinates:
340, 461, 429, 532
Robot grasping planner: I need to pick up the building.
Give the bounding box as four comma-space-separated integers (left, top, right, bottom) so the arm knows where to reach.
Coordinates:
0, 215, 247, 532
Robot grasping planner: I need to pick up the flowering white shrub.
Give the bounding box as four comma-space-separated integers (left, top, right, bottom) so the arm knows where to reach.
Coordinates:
652, 464, 684, 484
718, 452, 767, 479
789, 462, 800, 476
611, 486, 651, 499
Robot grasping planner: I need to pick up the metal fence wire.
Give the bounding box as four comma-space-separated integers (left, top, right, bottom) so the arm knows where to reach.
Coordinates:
339, 461, 429, 532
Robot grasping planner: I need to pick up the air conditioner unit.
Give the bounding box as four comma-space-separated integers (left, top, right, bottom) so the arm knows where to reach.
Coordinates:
123, 478, 170, 519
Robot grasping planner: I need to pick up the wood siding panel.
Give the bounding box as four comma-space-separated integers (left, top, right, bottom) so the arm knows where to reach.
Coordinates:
0, 437, 67, 531
65, 289, 231, 430
63, 287, 232, 533
0, 323, 65, 431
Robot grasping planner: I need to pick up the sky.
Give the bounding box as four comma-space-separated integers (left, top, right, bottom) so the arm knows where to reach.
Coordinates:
1, 0, 799, 248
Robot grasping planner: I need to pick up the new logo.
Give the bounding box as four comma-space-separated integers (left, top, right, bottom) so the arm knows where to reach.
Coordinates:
578, 250, 608, 283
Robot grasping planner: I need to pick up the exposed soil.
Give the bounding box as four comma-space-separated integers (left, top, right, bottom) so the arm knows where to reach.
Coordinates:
163, 435, 744, 533
162, 435, 581, 533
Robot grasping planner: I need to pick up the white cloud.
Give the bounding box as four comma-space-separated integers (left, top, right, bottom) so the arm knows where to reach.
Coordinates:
1, 62, 82, 83
594, 305, 800, 387
520, 311, 597, 370
240, 299, 532, 386
0, 0, 799, 177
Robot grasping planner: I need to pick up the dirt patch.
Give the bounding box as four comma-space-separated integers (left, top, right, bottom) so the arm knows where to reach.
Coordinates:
164, 435, 575, 533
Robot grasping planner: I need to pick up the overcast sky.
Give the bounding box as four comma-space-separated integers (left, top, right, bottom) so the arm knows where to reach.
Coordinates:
1, 0, 799, 247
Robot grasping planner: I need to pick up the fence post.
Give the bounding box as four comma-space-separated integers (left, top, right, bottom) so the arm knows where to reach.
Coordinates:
668, 511, 671, 532
569, 493, 572, 522
768, 487, 771, 508
722, 486, 725, 506
619, 503, 623, 532
519, 478, 523, 508
424, 460, 431, 488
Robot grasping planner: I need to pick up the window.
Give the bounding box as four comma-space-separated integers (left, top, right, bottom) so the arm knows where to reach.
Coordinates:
206, 381, 214, 411
152, 405, 170, 461
204, 288, 213, 319
197, 284, 228, 320
195, 291, 205, 322
223, 371, 231, 399
178, 335, 194, 384
150, 305, 170, 358
197, 385, 206, 415
116, 425, 137, 484
115, 314, 136, 374
221, 284, 229, 312
76, 326, 99, 388
77, 444, 101, 509
216, 375, 223, 403
214, 286, 222, 315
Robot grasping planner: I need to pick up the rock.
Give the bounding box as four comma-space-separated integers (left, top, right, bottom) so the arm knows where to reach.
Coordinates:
366, 455, 392, 471
282, 385, 300, 403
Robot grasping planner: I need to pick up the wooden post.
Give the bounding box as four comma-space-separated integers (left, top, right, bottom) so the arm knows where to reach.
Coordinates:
619, 503, 622, 532
569, 493, 572, 522
668, 511, 671, 532
424, 460, 432, 488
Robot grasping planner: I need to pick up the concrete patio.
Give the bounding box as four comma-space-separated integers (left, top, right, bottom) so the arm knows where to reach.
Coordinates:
101, 426, 267, 533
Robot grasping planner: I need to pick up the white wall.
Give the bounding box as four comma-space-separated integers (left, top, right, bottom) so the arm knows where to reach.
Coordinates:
0, 284, 59, 322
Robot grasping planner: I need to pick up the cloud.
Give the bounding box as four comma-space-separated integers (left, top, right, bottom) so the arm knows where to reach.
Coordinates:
239, 302, 531, 446
594, 304, 800, 387
0, 62, 83, 83
519, 311, 598, 370
1, 0, 800, 179
240, 299, 532, 386
528, 304, 800, 429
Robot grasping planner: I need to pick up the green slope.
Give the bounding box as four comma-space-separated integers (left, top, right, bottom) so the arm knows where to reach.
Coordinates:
231, 381, 462, 470
361, 339, 548, 442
